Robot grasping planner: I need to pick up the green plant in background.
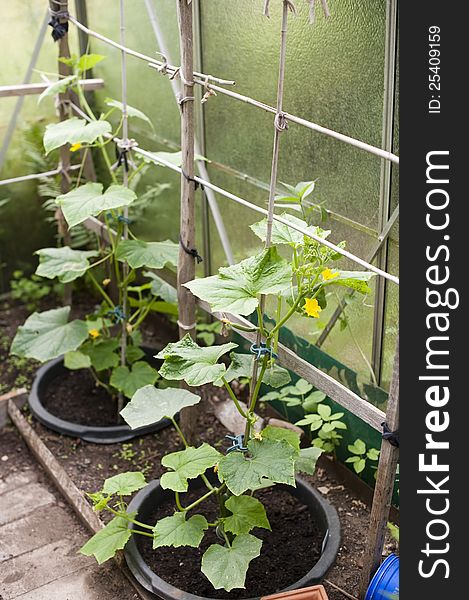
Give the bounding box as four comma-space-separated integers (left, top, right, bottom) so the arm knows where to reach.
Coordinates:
345, 438, 380, 475
296, 402, 347, 454
387, 522, 399, 543
9, 270, 63, 311
80, 200, 375, 590
10, 54, 181, 417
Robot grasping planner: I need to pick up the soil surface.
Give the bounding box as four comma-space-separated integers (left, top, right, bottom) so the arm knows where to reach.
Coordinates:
43, 368, 122, 426
1, 296, 398, 600
137, 485, 322, 599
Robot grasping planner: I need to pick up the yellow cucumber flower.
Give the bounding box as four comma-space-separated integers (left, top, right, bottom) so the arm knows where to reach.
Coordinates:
321, 268, 339, 281
89, 328, 100, 339
69, 142, 82, 152
304, 297, 322, 318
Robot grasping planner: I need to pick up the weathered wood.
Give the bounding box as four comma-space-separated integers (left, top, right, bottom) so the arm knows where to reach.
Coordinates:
0, 79, 104, 98
177, 0, 199, 444
8, 400, 102, 533
0, 388, 27, 428
359, 335, 399, 598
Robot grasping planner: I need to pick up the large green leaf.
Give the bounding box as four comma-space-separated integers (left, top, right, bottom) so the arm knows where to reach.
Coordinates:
44, 117, 111, 154
224, 495, 270, 535
218, 439, 296, 496
143, 150, 207, 167
116, 240, 178, 269
82, 338, 120, 371
56, 182, 136, 228
201, 534, 262, 591
105, 98, 153, 126
321, 270, 374, 295
250, 213, 322, 247
64, 350, 91, 370
38, 75, 76, 104
120, 386, 201, 429
144, 271, 177, 304
157, 334, 237, 386
102, 472, 147, 496
110, 361, 158, 399
79, 514, 134, 564
35, 247, 98, 283
261, 425, 300, 453
160, 443, 221, 492
11, 307, 88, 362
184, 247, 293, 316
153, 512, 208, 548
215, 352, 290, 388
295, 447, 323, 475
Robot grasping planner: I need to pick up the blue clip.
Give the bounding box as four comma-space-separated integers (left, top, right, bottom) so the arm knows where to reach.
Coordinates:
117, 215, 132, 225
106, 305, 126, 323
225, 434, 248, 453
250, 342, 278, 361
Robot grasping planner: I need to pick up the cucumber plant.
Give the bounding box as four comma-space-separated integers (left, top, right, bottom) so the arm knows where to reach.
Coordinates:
81, 207, 375, 591
10, 54, 180, 417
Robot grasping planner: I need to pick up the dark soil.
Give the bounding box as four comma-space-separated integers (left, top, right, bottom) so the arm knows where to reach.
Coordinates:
137, 485, 322, 599
42, 368, 120, 426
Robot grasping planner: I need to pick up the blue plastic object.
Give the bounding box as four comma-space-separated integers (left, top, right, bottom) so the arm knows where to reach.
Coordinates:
364, 553, 399, 600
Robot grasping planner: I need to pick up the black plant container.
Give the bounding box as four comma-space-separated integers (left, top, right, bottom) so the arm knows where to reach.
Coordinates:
124, 476, 341, 600
28, 346, 171, 444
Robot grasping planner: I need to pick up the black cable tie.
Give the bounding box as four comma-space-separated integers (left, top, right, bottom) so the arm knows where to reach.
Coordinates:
181, 169, 204, 191
179, 235, 203, 264
48, 12, 69, 42
381, 421, 399, 448
115, 143, 130, 173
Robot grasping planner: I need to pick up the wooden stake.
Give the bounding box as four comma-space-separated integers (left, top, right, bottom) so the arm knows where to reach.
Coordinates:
177, 0, 198, 444
359, 335, 399, 598
50, 0, 73, 305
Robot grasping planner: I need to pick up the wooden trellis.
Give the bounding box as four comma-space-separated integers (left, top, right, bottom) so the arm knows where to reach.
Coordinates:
0, 1, 400, 597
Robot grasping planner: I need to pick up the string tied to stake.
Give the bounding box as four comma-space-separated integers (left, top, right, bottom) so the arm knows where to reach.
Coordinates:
274, 111, 289, 131
179, 235, 203, 264
381, 421, 399, 448
250, 342, 278, 361
48, 10, 69, 41
181, 169, 204, 191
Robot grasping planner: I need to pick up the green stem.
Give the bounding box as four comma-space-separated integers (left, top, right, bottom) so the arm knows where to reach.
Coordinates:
132, 530, 154, 538
133, 297, 156, 330
181, 487, 219, 512
107, 507, 153, 530
89, 253, 113, 270
175, 491, 185, 512
169, 416, 189, 448
256, 305, 266, 337
249, 354, 269, 413
75, 147, 89, 189
222, 378, 247, 418
87, 270, 115, 308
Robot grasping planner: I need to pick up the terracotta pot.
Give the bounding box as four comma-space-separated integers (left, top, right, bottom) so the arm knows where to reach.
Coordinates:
261, 585, 329, 600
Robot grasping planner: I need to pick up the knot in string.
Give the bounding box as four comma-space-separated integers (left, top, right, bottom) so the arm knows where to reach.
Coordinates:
112, 138, 138, 172
179, 235, 203, 264
48, 11, 69, 41
381, 422, 399, 448
181, 169, 204, 192
274, 112, 289, 131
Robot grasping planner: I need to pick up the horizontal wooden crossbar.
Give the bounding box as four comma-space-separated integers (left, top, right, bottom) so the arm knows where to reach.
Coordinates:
0, 78, 104, 98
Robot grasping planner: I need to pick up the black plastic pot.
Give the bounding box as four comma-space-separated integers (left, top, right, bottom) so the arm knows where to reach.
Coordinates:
28, 346, 172, 444
124, 477, 341, 600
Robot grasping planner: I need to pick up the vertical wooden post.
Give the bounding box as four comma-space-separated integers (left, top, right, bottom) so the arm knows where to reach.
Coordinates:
50, 0, 73, 306
359, 335, 400, 598
177, 0, 198, 444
